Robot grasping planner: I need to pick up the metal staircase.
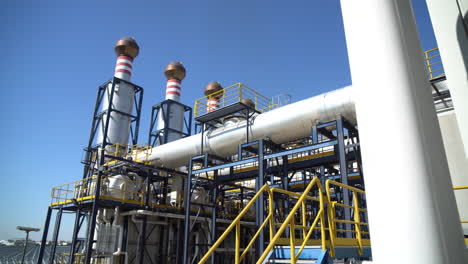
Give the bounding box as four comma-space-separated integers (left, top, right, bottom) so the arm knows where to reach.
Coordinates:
197, 177, 371, 264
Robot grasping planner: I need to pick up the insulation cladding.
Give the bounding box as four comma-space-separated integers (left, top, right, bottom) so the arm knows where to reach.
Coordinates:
97, 37, 139, 151
155, 62, 187, 143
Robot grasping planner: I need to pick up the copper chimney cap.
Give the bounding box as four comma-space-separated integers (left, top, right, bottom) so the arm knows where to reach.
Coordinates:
114, 37, 139, 58
241, 98, 256, 109
164, 61, 186, 80
204, 82, 224, 97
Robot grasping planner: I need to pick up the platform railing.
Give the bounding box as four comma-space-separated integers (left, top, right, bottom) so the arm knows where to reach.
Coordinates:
424, 48, 444, 80
325, 180, 369, 257
198, 177, 326, 264
194, 83, 276, 117
454, 186, 468, 226
50, 175, 146, 206
103, 143, 152, 165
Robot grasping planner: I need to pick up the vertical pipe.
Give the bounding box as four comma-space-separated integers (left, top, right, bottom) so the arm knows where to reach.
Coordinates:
210, 170, 218, 264
37, 207, 52, 264
426, 0, 468, 236
425, 0, 468, 157
340, 0, 466, 263
182, 158, 193, 264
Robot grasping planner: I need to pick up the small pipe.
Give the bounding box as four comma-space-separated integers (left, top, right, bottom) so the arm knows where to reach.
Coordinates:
131, 215, 167, 226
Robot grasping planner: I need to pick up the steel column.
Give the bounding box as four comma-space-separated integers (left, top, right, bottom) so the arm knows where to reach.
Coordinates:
210, 171, 218, 264
255, 140, 265, 258
49, 208, 63, 264
37, 207, 52, 264
182, 158, 194, 264
336, 118, 352, 237
68, 209, 82, 264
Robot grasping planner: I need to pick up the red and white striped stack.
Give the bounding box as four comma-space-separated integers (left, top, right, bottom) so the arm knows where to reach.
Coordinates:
114, 55, 134, 81
166, 79, 182, 101
207, 97, 220, 112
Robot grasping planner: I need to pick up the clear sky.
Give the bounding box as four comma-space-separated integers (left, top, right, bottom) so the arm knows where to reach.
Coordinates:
1, 0, 438, 241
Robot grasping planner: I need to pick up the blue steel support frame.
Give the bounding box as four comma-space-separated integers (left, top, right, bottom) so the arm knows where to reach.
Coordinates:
83, 78, 144, 264
182, 118, 360, 263
49, 207, 63, 264
148, 99, 192, 146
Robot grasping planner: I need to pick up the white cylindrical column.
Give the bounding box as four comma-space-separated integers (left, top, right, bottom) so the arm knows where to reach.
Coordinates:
97, 37, 139, 152
204, 82, 224, 113
340, 0, 466, 263
425, 0, 468, 157
156, 62, 186, 144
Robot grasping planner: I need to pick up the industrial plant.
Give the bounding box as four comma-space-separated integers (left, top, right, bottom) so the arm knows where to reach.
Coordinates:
35, 1, 468, 263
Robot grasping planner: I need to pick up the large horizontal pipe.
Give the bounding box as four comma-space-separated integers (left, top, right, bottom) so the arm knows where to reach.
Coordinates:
141, 85, 355, 168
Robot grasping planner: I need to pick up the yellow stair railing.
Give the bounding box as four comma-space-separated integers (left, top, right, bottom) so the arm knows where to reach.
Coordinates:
454, 185, 468, 246
198, 177, 326, 264
259, 178, 326, 264
325, 180, 369, 257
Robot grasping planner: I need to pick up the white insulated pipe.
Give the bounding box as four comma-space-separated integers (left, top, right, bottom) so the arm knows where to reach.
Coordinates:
340, 0, 466, 263
140, 86, 355, 168
425, 0, 468, 157
97, 38, 139, 148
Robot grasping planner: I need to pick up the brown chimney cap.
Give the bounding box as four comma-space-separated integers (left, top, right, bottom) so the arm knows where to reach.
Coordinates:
114, 37, 139, 58
164, 61, 186, 80
204, 81, 224, 97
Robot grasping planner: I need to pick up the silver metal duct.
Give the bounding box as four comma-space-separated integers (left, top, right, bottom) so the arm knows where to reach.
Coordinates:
141, 85, 355, 168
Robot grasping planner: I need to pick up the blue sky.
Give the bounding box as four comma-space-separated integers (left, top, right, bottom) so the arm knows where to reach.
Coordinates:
1, 0, 437, 241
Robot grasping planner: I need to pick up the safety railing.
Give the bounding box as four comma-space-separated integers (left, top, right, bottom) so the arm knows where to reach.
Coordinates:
51, 175, 146, 206
103, 143, 152, 165
51, 176, 97, 206
424, 48, 444, 80
57, 253, 85, 264
194, 83, 277, 117
261, 179, 326, 264
198, 177, 326, 264
454, 186, 468, 225
198, 184, 274, 264
325, 180, 369, 256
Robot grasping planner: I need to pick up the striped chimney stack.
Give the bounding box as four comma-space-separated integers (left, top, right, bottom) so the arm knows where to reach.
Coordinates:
114, 37, 139, 81
164, 62, 186, 101
204, 82, 224, 112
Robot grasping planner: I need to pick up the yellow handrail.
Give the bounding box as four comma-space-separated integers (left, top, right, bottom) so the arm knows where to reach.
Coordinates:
259, 178, 325, 264
454, 186, 468, 226
325, 180, 367, 257
198, 184, 273, 264
198, 177, 325, 264
193, 83, 276, 117
424, 48, 444, 80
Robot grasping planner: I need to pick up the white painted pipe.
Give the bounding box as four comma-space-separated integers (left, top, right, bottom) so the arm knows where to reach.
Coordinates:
425, 0, 468, 157
340, 0, 466, 263
140, 86, 355, 168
